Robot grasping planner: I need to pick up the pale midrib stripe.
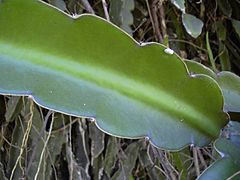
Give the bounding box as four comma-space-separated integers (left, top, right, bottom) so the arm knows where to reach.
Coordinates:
0, 41, 218, 135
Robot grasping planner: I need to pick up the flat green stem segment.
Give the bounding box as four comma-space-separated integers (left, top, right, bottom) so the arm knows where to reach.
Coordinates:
185, 60, 240, 112
198, 137, 240, 179
0, 0, 228, 150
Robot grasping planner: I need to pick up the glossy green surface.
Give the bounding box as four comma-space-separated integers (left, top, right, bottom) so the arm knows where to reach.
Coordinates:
170, 0, 185, 12
185, 60, 240, 112
198, 136, 240, 180
218, 71, 240, 112
184, 60, 216, 79
182, 13, 203, 38
0, 0, 228, 150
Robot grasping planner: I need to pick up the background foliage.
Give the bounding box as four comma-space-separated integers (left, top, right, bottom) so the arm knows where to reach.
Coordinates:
0, 0, 240, 179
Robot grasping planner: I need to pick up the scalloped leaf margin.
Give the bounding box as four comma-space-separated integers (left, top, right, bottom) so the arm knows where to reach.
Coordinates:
185, 60, 240, 112
0, 0, 228, 150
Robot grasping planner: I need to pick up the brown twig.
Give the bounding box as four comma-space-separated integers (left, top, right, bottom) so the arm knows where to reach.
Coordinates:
10, 100, 34, 180
169, 39, 207, 52
193, 147, 200, 177
202, 148, 216, 161
79, 0, 95, 14
34, 112, 54, 180
146, 0, 167, 43
146, 0, 163, 43
26, 110, 54, 174
150, 146, 177, 180
0, 130, 21, 149
102, 0, 110, 21
51, 117, 79, 133
68, 116, 73, 180
157, 0, 167, 42
197, 148, 207, 169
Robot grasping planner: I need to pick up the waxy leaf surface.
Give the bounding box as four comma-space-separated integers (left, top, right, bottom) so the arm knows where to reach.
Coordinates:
170, 0, 185, 12
0, 0, 228, 150
185, 60, 240, 112
198, 122, 240, 180
182, 13, 204, 38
